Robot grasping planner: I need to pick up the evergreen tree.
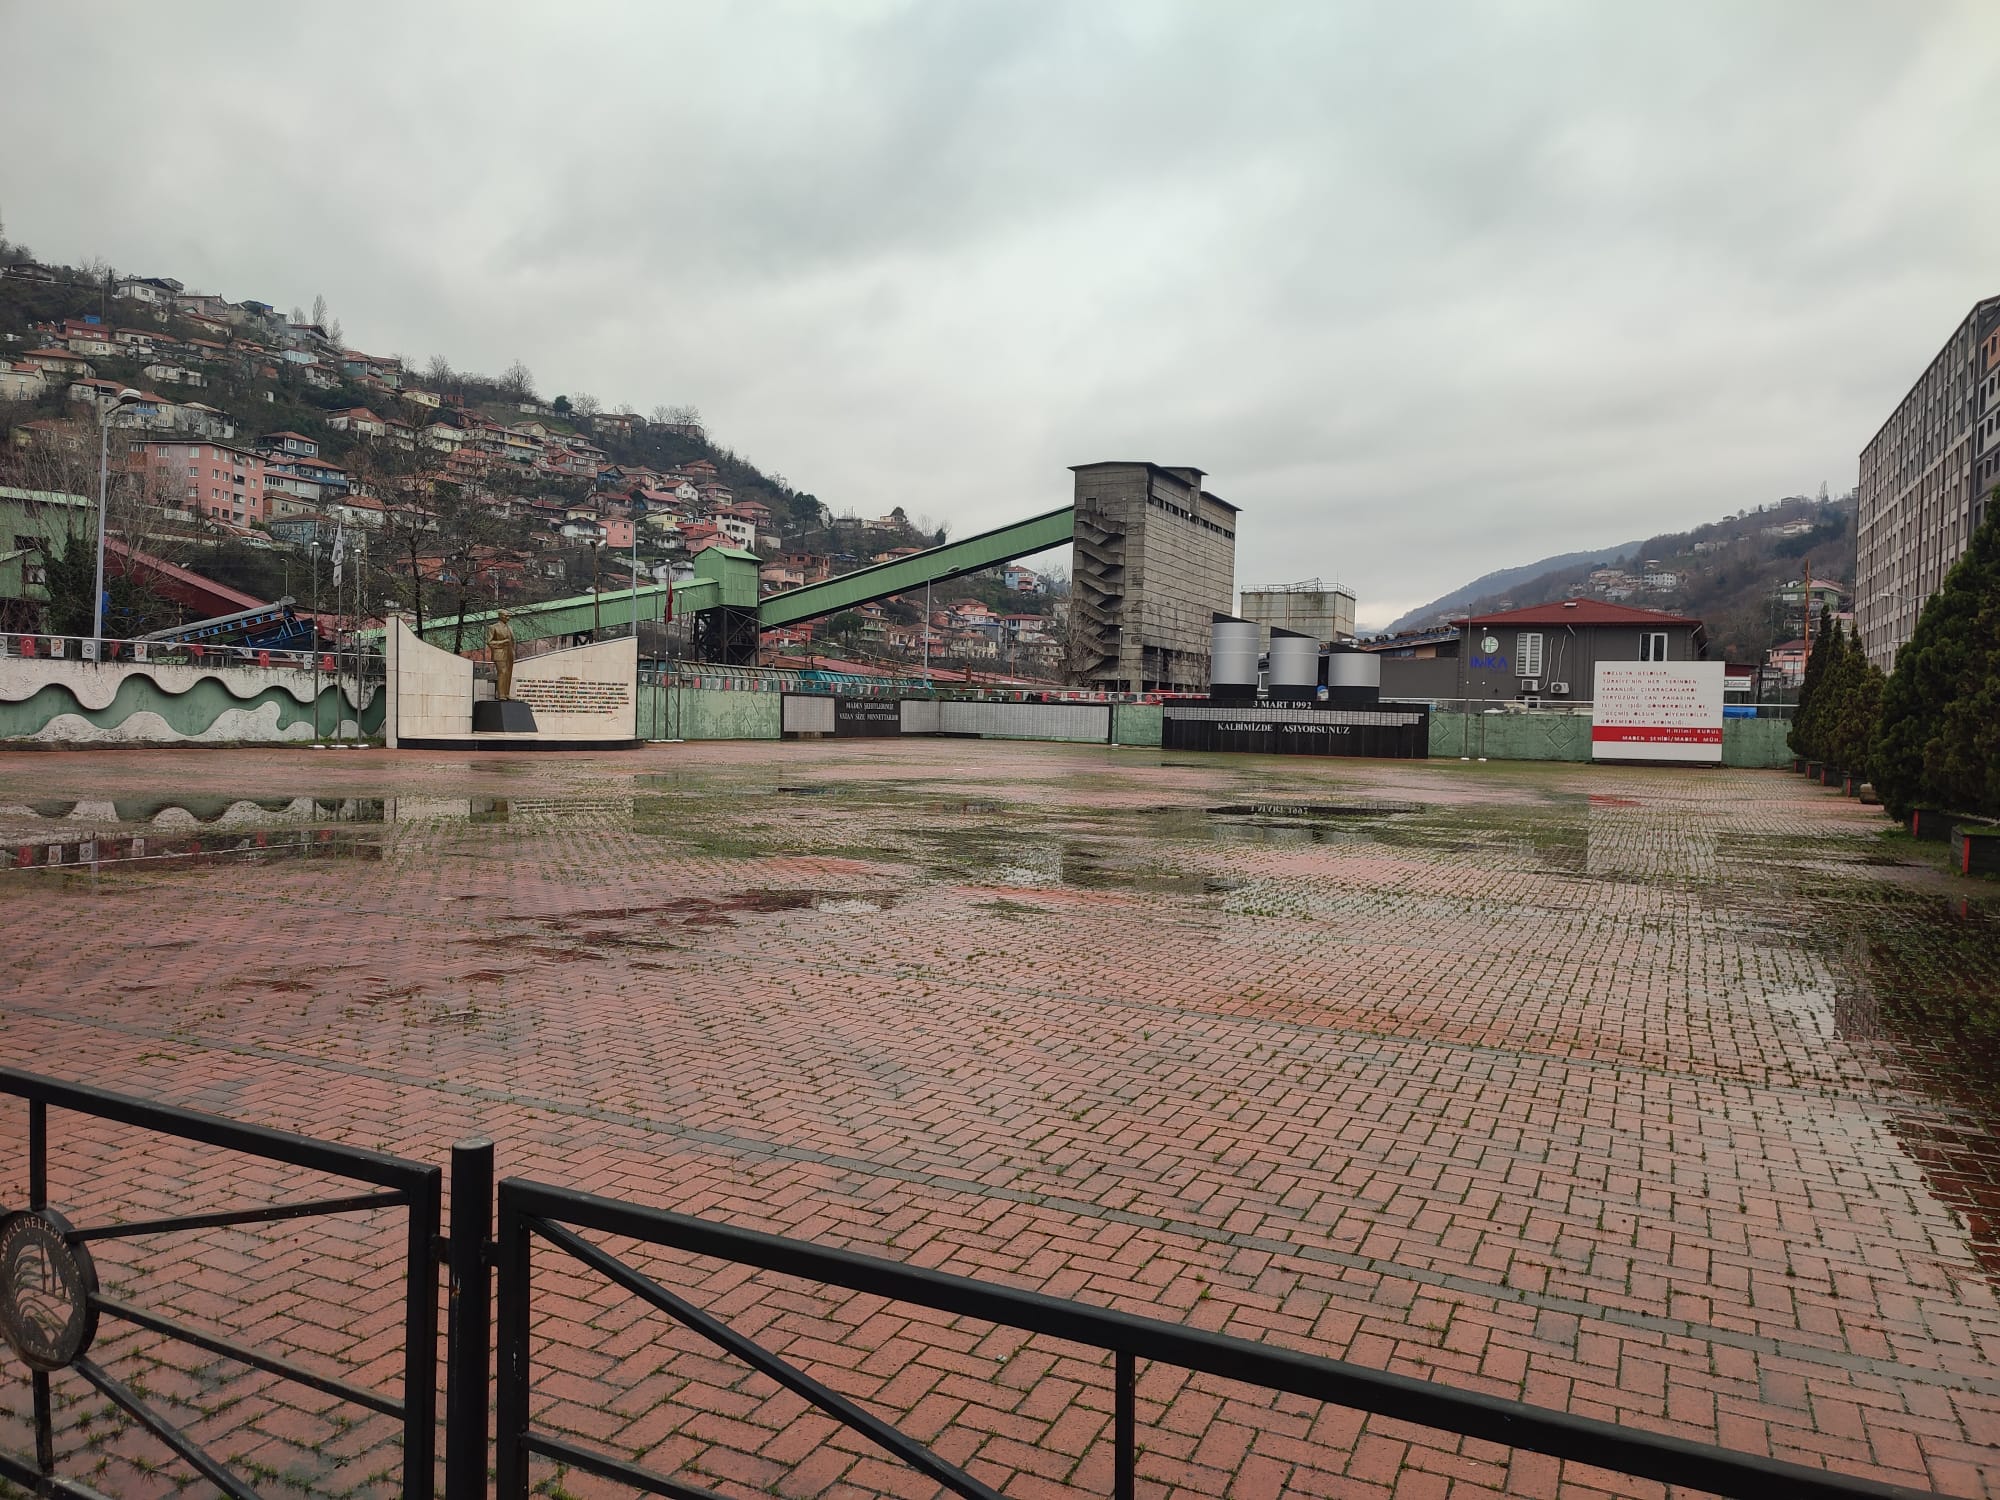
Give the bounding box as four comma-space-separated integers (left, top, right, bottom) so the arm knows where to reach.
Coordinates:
1871, 500, 2000, 819
1789, 603, 1836, 759
1822, 624, 1879, 777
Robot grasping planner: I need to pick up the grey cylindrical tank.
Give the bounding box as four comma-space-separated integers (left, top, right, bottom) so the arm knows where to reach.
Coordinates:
1209, 614, 1258, 701
1322, 645, 1381, 706
1267, 628, 1318, 701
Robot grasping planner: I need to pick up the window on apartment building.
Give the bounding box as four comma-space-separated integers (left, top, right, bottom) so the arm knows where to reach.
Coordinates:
1640, 632, 1668, 661
1516, 632, 1544, 678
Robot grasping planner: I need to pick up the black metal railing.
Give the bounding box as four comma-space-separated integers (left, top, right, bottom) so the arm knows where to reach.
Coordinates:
491, 1176, 1940, 1500
0, 1072, 1958, 1500
0, 1069, 441, 1500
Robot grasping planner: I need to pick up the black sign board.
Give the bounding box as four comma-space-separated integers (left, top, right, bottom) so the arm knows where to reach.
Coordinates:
1163, 705, 1429, 758
834, 698, 904, 737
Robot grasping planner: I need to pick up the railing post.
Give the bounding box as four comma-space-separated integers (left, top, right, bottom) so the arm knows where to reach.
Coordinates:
405, 1168, 442, 1500
28, 1098, 46, 1208
445, 1137, 494, 1500
492, 1182, 530, 1500
28, 1096, 52, 1479
1114, 1351, 1136, 1500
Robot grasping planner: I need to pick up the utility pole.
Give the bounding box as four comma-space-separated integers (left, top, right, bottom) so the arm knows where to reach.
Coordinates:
92, 390, 143, 658
590, 539, 601, 638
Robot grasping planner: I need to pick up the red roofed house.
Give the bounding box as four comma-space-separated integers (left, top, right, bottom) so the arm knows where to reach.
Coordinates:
329, 408, 386, 438
1765, 638, 1809, 686
1378, 599, 1708, 706
262, 430, 319, 459
21, 348, 95, 379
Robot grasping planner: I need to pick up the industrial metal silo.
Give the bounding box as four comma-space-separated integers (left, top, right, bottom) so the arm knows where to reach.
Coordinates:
1209, 614, 1259, 702
1267, 628, 1319, 702
1322, 644, 1382, 707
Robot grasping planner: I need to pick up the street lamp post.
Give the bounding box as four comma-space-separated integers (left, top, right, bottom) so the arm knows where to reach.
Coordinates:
92, 388, 145, 658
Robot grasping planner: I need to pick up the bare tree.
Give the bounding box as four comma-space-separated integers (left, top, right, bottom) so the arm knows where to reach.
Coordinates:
0, 204, 30, 265
501, 361, 537, 401
573, 393, 602, 418
350, 443, 447, 635
425, 354, 454, 391
310, 293, 328, 329
432, 486, 513, 654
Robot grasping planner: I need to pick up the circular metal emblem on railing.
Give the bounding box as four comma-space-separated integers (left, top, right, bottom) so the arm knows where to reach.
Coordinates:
0, 1210, 98, 1372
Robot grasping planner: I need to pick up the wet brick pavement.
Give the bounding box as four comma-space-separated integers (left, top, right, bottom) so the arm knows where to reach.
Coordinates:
0, 741, 1996, 1498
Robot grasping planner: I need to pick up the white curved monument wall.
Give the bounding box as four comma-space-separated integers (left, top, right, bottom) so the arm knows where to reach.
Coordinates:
385, 621, 474, 747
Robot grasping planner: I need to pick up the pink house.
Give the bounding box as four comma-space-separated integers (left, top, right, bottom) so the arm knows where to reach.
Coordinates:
602, 516, 636, 549
134, 440, 271, 523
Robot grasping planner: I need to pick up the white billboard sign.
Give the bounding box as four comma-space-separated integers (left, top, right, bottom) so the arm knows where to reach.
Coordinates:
1591, 662, 1725, 763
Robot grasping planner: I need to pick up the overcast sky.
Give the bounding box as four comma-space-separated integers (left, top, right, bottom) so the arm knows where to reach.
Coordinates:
4, 2, 1995, 627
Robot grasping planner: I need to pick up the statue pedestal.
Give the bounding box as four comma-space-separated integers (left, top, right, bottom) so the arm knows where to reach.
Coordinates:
473, 700, 539, 733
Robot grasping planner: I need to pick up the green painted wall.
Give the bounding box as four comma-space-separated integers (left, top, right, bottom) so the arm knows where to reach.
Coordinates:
1429, 712, 1591, 761
1720, 716, 1792, 768
0, 673, 381, 742
620, 689, 1797, 765
1112, 704, 1163, 746
637, 684, 781, 741
1428, 710, 1793, 767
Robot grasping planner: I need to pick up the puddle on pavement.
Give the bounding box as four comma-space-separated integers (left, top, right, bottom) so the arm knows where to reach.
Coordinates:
1831, 892, 2000, 1282
651, 889, 898, 925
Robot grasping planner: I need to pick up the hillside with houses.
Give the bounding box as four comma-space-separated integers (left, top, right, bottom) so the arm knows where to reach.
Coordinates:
0, 242, 1064, 676
1378, 490, 1860, 670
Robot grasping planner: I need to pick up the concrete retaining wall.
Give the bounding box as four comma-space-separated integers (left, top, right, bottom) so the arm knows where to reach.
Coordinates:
938, 701, 1110, 742
0, 655, 378, 744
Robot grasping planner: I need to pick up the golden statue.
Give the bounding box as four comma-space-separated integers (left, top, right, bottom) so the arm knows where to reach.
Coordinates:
486, 611, 517, 700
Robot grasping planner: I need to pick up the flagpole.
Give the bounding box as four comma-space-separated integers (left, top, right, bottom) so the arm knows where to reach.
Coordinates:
330, 522, 347, 743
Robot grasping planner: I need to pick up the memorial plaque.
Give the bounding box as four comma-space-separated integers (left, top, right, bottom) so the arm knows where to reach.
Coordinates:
1163, 705, 1429, 758
833, 698, 903, 737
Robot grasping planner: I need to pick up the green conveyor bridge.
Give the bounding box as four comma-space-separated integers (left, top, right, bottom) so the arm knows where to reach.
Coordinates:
403, 505, 1075, 655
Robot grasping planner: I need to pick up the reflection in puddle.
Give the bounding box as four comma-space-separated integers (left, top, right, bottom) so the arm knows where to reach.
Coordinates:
1206, 801, 1419, 819
4, 828, 382, 871
3, 796, 386, 828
